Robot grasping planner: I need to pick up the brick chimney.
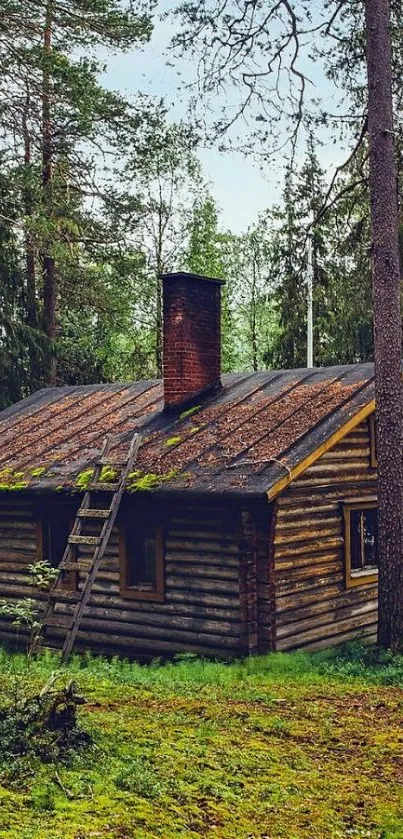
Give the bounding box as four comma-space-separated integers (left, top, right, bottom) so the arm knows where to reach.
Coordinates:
162, 271, 225, 409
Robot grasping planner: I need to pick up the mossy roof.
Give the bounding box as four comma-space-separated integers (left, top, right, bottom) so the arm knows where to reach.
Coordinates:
0, 364, 375, 497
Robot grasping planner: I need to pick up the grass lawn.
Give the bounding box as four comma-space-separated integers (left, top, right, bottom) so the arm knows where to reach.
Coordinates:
0, 644, 403, 839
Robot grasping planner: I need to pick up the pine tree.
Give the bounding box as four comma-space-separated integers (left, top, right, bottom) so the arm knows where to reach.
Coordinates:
0, 169, 45, 406
364, 0, 403, 650
0, 0, 154, 386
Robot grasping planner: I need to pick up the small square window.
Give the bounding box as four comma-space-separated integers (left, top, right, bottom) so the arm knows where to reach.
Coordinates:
343, 502, 378, 588
120, 518, 164, 601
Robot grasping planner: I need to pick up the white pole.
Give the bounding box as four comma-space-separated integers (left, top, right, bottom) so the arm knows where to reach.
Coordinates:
307, 228, 314, 368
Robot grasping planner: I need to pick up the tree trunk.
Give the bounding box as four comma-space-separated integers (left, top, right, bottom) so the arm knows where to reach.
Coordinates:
155, 200, 164, 377
155, 271, 163, 377
251, 254, 258, 371
365, 0, 403, 649
22, 85, 37, 330
42, 0, 57, 384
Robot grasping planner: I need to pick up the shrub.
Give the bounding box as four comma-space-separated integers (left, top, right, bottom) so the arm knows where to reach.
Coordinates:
0, 677, 91, 765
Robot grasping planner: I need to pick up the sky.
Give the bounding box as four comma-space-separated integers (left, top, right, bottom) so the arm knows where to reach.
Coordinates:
101, 3, 350, 234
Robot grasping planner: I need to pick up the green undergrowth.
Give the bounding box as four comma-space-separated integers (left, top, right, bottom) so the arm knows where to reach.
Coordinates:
0, 643, 403, 839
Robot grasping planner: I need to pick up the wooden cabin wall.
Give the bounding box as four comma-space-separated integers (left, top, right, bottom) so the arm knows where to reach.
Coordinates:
0, 496, 244, 658
273, 420, 378, 651
0, 495, 42, 646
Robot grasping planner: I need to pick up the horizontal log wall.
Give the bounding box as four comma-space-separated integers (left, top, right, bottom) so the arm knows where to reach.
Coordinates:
273, 420, 378, 651
0, 496, 243, 658
0, 497, 56, 647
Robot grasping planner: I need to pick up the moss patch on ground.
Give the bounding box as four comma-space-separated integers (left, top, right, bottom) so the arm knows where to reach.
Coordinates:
0, 645, 403, 839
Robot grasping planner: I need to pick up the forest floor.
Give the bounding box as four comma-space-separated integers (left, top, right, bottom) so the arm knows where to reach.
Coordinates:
0, 644, 403, 839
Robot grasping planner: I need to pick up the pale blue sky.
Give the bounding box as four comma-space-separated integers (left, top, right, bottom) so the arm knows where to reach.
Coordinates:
101, 4, 349, 233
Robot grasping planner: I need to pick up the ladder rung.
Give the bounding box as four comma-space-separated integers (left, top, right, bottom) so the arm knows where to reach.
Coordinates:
45, 614, 74, 630
78, 508, 110, 519
87, 483, 120, 492
68, 535, 102, 546
96, 458, 125, 467
61, 560, 93, 573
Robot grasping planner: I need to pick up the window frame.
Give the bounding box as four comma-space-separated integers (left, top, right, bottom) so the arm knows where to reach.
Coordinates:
342, 499, 378, 589
119, 520, 165, 602
369, 414, 377, 468
35, 505, 77, 591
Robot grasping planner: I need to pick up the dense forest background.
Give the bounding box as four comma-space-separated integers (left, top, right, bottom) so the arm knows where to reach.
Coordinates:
0, 0, 402, 409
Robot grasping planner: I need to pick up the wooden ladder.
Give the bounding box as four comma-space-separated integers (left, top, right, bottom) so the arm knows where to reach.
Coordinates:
38, 432, 142, 663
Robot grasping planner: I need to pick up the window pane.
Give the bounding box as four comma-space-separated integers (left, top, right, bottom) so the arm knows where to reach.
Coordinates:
350, 510, 363, 570
362, 508, 378, 568
349, 506, 378, 575
42, 511, 71, 567
139, 532, 157, 585
126, 525, 157, 589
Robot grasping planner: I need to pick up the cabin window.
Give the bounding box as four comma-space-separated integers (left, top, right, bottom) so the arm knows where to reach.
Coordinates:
343, 502, 378, 588
120, 519, 164, 601
369, 414, 377, 468
37, 510, 71, 568
36, 508, 76, 590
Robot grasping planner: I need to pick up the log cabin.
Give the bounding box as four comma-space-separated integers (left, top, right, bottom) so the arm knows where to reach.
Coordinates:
0, 272, 379, 657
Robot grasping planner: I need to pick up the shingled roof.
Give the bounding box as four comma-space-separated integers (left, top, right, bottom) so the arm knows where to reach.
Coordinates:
0, 364, 375, 498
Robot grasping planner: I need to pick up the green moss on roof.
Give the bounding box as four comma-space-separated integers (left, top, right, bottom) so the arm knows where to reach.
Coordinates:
179, 404, 201, 421
126, 469, 185, 492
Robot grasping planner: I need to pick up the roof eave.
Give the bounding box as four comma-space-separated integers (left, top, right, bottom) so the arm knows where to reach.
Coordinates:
267, 398, 375, 502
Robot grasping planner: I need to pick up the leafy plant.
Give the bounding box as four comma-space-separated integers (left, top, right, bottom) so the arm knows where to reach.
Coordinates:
0, 599, 40, 632
0, 560, 59, 653
27, 560, 59, 591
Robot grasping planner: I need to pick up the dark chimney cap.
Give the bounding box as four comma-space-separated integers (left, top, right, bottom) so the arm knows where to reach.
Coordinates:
160, 271, 226, 286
